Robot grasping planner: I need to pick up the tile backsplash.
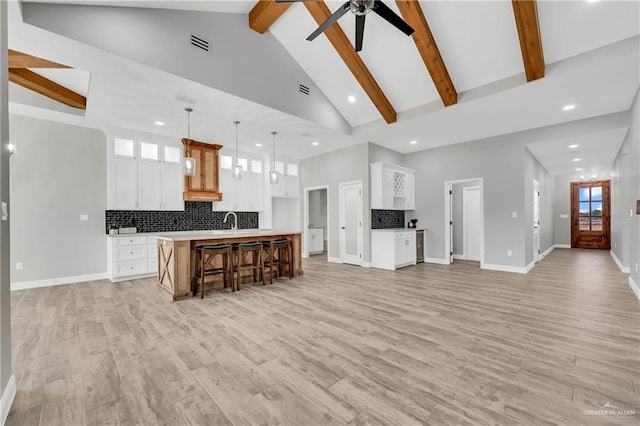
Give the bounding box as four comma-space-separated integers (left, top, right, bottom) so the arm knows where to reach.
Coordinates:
105, 201, 258, 234
371, 209, 405, 229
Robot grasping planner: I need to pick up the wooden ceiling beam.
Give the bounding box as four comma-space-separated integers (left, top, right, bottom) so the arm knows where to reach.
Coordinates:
396, 0, 457, 107
512, 0, 545, 82
304, 1, 397, 124
8, 49, 70, 69
8, 68, 86, 110
249, 0, 292, 34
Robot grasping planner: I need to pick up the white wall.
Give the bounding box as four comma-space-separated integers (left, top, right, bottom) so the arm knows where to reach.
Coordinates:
0, 0, 13, 408
272, 198, 300, 232
9, 115, 107, 284
300, 143, 369, 262
524, 148, 554, 264
611, 89, 639, 285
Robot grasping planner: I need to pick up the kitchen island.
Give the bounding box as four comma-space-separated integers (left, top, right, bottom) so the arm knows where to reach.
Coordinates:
155, 230, 302, 301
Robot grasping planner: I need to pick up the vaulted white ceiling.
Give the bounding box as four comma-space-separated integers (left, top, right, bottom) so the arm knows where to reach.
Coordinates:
10, 0, 640, 176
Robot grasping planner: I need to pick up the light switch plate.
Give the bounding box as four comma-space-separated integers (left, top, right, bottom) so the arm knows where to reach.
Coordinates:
512, 212, 518, 218
80, 214, 89, 222
560, 214, 569, 219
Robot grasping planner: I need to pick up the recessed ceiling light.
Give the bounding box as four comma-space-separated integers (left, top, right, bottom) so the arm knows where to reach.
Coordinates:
410, 140, 418, 145
312, 142, 319, 146
591, 173, 598, 178
586, 0, 599, 3
575, 168, 582, 171
568, 144, 579, 149
255, 143, 262, 147
154, 121, 165, 126
347, 95, 356, 103
580, 175, 585, 179
572, 158, 581, 162
563, 104, 576, 111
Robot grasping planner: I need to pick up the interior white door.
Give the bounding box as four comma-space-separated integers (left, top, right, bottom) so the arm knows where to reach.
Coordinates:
448, 184, 453, 263
464, 187, 482, 262
339, 181, 362, 265
533, 180, 541, 261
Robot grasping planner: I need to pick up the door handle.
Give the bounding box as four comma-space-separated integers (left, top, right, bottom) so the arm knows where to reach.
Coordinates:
341, 226, 346, 230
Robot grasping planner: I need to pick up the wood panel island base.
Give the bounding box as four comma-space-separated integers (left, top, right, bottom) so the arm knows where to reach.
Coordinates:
155, 230, 302, 301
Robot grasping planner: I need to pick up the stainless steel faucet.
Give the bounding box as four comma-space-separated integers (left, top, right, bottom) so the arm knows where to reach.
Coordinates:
223, 211, 238, 234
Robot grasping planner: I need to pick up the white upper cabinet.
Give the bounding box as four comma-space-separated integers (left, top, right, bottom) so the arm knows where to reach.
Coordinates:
272, 162, 299, 199
370, 162, 416, 211
109, 137, 185, 211
213, 158, 264, 212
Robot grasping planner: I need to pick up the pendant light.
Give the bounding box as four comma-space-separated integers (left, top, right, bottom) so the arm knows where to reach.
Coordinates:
231, 120, 243, 180
269, 131, 280, 184
183, 107, 196, 176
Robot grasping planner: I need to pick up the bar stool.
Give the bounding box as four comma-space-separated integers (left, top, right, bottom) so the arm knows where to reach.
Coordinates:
232, 242, 265, 290
192, 244, 233, 298
262, 239, 294, 285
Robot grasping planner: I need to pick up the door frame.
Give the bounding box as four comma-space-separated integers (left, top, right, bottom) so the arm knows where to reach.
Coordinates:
533, 180, 541, 262
302, 184, 330, 258
463, 186, 481, 262
339, 180, 363, 266
570, 179, 611, 249
444, 178, 484, 266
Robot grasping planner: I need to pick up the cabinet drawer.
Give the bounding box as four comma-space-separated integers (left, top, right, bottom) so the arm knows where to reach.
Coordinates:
115, 246, 147, 261
148, 259, 158, 274
114, 236, 147, 246
115, 260, 147, 277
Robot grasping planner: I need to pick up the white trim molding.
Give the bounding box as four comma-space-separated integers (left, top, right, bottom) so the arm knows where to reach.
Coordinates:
610, 250, 630, 273
553, 244, 571, 249
525, 260, 536, 273
1, 374, 16, 425
630, 276, 640, 301
452, 254, 466, 260
541, 245, 555, 257
361, 262, 371, 268
482, 263, 528, 274
11, 272, 108, 291
328, 257, 343, 264
425, 257, 450, 265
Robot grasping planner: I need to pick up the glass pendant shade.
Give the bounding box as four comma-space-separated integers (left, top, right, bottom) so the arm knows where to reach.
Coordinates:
183, 107, 196, 176
269, 170, 280, 184
232, 120, 242, 180
183, 155, 196, 176
231, 164, 243, 180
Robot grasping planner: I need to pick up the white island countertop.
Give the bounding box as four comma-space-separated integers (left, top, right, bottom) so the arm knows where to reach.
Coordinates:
154, 229, 301, 242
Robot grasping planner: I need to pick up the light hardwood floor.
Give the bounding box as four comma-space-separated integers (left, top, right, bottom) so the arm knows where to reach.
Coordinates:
6, 248, 639, 425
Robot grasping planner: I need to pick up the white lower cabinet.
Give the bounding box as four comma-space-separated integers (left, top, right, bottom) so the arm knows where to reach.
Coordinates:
107, 235, 158, 281
371, 230, 417, 270
308, 228, 324, 254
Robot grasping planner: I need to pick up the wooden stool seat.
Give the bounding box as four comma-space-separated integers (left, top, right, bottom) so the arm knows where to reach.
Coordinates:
192, 244, 233, 298
262, 239, 293, 284
232, 242, 265, 289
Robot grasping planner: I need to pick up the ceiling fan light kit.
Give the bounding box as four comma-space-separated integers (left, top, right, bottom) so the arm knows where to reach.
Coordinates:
277, 0, 414, 52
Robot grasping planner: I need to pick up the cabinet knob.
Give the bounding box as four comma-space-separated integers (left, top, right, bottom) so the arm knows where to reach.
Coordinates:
130, 251, 134, 254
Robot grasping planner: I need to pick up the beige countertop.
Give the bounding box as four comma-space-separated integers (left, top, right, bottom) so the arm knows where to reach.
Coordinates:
154, 229, 301, 242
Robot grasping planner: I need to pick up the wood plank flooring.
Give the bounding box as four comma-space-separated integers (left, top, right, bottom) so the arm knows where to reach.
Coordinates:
7, 248, 639, 425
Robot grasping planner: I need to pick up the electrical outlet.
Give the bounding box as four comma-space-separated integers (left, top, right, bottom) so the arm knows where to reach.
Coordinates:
512, 212, 518, 218
636, 263, 639, 273
80, 214, 89, 222
16, 262, 23, 270
631, 209, 634, 218
507, 250, 513, 257
614, 243, 617, 249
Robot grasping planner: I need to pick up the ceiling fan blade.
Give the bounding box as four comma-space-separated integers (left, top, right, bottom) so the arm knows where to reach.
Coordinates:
306, 1, 351, 41
355, 14, 365, 52
372, 0, 415, 37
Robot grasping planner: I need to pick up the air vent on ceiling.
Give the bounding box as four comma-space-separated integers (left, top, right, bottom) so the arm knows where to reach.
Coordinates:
190, 34, 210, 53
298, 83, 310, 96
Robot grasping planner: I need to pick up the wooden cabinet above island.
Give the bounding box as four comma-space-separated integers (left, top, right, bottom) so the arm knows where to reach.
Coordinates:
182, 138, 223, 201
156, 230, 302, 301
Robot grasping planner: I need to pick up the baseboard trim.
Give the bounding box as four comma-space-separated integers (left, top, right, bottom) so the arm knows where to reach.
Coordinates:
425, 257, 449, 265
630, 276, 640, 301
610, 250, 630, 274
482, 263, 527, 274
1, 375, 16, 425
362, 262, 371, 268
11, 272, 108, 291
525, 260, 536, 273
452, 254, 466, 260
327, 257, 342, 264
553, 244, 571, 249
541, 245, 555, 257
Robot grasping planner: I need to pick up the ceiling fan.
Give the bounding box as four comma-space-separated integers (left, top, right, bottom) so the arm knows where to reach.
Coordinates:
275, 0, 415, 52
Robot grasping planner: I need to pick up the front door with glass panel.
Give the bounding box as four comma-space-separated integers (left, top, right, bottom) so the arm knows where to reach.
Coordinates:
570, 180, 610, 250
